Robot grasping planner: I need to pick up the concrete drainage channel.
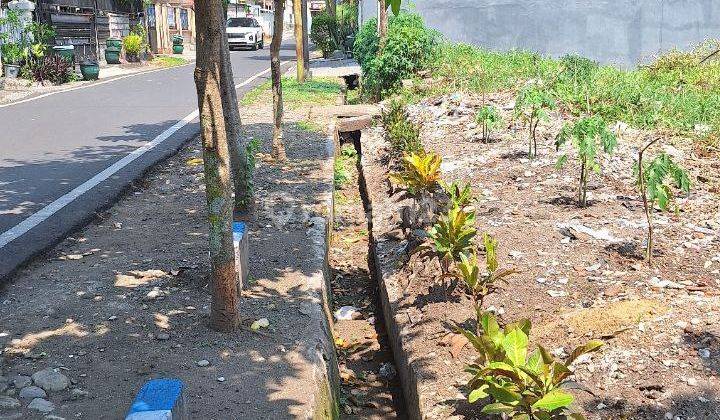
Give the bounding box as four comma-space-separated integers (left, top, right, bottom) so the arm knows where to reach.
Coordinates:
330, 128, 407, 419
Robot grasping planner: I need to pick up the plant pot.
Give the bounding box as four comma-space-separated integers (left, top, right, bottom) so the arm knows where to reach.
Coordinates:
79, 63, 100, 80
126, 53, 140, 63
52, 45, 75, 64
3, 64, 20, 78
106, 38, 122, 49
104, 46, 121, 64
172, 44, 184, 54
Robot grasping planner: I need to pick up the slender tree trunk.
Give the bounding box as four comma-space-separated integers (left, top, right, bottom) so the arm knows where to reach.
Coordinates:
301, 0, 310, 72
293, 0, 306, 82
325, 0, 336, 18
378, 0, 388, 41
193, 0, 240, 332
271, 0, 287, 161
217, 7, 250, 211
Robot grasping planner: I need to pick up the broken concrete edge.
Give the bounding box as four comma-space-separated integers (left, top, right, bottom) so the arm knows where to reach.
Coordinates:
232, 221, 249, 293
358, 128, 426, 420
300, 123, 341, 420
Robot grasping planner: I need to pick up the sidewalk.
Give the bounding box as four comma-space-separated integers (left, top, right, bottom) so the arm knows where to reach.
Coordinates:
0, 83, 339, 419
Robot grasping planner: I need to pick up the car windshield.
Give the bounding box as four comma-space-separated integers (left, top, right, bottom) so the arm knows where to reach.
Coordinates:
227, 18, 254, 27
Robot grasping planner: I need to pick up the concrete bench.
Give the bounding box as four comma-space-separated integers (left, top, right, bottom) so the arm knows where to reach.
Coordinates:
125, 378, 187, 420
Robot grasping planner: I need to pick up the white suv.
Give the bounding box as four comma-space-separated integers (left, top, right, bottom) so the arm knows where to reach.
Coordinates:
226, 17, 264, 50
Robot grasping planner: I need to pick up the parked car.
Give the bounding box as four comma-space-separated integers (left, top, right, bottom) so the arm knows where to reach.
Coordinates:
226, 17, 264, 50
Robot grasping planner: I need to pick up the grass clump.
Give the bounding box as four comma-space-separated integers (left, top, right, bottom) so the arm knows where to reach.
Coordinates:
151, 56, 189, 67
241, 77, 341, 108
421, 41, 720, 136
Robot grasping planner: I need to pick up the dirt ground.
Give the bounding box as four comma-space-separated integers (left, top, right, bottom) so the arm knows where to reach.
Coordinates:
362, 91, 720, 419
0, 92, 336, 419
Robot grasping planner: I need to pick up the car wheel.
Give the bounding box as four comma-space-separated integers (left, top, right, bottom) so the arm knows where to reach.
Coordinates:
259, 40, 264, 49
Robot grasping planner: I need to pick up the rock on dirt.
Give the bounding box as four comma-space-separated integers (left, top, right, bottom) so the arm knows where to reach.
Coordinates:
11, 376, 31, 389
18, 386, 47, 400
31, 368, 70, 392
0, 395, 21, 410
27, 397, 55, 413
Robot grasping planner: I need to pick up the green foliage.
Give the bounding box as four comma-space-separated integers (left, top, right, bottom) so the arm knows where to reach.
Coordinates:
453, 234, 516, 308
334, 145, 357, 189
0, 42, 25, 64
382, 100, 423, 155
427, 205, 477, 265
310, 11, 338, 58
360, 13, 439, 100
460, 312, 603, 419
151, 56, 188, 67
440, 181, 474, 209
240, 77, 341, 108
514, 85, 556, 158
123, 34, 143, 56
336, 2, 358, 40
475, 105, 501, 142
353, 18, 379, 71
558, 54, 598, 87
29, 55, 74, 85
389, 151, 442, 195
421, 42, 720, 136
636, 147, 691, 262
555, 116, 617, 207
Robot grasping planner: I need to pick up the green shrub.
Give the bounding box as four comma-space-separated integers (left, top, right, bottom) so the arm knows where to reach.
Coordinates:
360, 13, 439, 100
459, 312, 603, 419
382, 99, 423, 154
310, 11, 338, 58
123, 34, 143, 56
353, 17, 379, 70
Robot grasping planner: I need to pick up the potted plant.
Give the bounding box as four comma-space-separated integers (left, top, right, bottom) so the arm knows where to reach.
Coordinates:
172, 34, 184, 54
79, 55, 100, 80
1, 42, 25, 78
123, 33, 143, 62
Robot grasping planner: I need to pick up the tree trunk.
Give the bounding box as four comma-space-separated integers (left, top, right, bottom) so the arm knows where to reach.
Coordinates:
271, 0, 287, 161
301, 0, 310, 72
193, 0, 240, 332
293, 0, 306, 82
378, 0, 388, 41
325, 0, 336, 18
217, 7, 250, 211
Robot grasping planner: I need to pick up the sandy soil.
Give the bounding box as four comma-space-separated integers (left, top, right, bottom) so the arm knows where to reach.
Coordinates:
0, 94, 336, 419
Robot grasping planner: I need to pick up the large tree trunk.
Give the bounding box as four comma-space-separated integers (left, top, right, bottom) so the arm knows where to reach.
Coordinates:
217, 7, 250, 211
378, 0, 388, 41
193, 0, 240, 332
293, 0, 306, 82
271, 0, 287, 161
301, 0, 310, 71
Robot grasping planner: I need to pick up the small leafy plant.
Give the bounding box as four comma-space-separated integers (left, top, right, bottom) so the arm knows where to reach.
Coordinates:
383, 100, 423, 155
475, 105, 501, 142
514, 85, 556, 158
452, 234, 516, 309
460, 312, 603, 419
440, 181, 474, 209
558, 54, 598, 87
389, 151, 442, 195
123, 33, 143, 57
555, 116, 617, 207
636, 139, 691, 263
427, 205, 477, 269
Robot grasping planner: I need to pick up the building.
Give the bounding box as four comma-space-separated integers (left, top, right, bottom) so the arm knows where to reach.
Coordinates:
146, 0, 195, 54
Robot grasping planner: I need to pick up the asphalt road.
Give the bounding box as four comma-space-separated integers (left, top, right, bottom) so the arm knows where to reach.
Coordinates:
0, 40, 297, 280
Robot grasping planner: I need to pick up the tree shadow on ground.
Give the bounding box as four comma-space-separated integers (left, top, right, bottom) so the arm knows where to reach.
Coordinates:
0, 120, 339, 419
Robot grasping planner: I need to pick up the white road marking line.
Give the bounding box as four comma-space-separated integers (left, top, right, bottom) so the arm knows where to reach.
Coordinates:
0, 63, 194, 109
0, 61, 287, 249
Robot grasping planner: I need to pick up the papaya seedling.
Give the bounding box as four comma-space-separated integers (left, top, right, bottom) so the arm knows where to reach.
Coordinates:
475, 104, 501, 142
636, 138, 690, 264
459, 312, 603, 419
555, 116, 617, 207
389, 151, 442, 196
514, 85, 556, 158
